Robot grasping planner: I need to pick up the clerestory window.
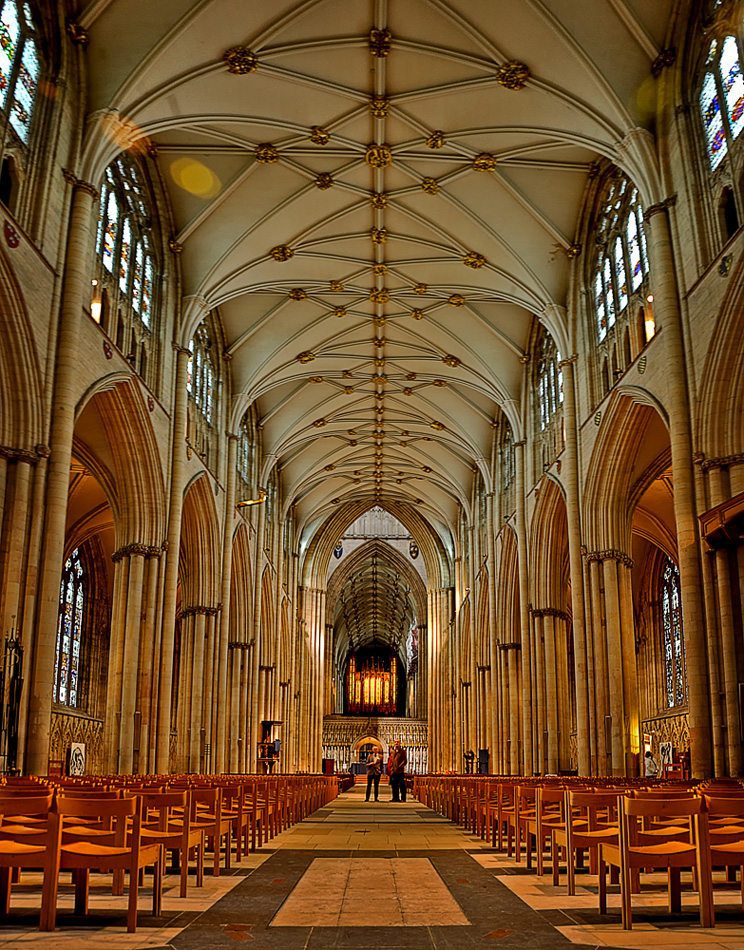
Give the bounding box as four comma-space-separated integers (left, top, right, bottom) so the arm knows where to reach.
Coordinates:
0, 1, 40, 145
592, 176, 649, 344
95, 154, 160, 386
699, 23, 744, 171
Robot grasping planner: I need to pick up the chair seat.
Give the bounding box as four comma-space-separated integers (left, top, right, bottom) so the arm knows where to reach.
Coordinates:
0, 840, 46, 856
624, 841, 696, 858
711, 840, 744, 855
62, 842, 132, 858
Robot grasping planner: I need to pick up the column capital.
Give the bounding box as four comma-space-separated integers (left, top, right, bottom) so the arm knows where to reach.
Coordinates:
62, 169, 98, 199
111, 542, 164, 562
558, 354, 578, 368
701, 452, 744, 472
645, 195, 677, 218
585, 548, 634, 568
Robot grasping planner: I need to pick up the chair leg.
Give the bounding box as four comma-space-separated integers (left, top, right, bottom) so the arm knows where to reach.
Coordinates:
620, 861, 633, 930
180, 848, 188, 898
39, 868, 59, 932
74, 869, 89, 916
153, 847, 163, 918
668, 867, 682, 914
196, 833, 204, 888
127, 864, 139, 934
598, 854, 607, 915
0, 867, 11, 914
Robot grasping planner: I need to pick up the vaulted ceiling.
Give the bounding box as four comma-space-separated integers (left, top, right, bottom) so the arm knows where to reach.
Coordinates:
80, 0, 675, 548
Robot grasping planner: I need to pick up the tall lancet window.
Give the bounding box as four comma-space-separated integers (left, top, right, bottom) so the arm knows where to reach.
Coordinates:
661, 559, 687, 708
54, 549, 85, 707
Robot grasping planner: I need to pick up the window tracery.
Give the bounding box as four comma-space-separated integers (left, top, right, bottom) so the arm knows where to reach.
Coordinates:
699, 23, 744, 171
186, 314, 223, 470
95, 154, 159, 386
592, 176, 649, 344
187, 324, 216, 424
54, 548, 84, 707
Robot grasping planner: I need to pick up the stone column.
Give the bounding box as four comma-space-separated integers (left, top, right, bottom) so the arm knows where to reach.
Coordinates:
27, 179, 97, 775
215, 434, 238, 773
645, 202, 711, 777
543, 611, 559, 774
155, 344, 191, 773
559, 357, 590, 774
117, 549, 146, 773
515, 440, 533, 773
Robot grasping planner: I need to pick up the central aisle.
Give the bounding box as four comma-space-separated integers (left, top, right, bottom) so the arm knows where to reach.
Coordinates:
169, 782, 604, 950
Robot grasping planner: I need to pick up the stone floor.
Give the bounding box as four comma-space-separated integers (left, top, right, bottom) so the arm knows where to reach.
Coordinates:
2, 783, 744, 948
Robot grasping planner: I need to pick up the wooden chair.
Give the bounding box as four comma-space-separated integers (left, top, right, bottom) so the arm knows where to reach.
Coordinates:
0, 791, 58, 924
524, 786, 566, 875
44, 793, 164, 933
188, 786, 231, 875
598, 795, 713, 930
136, 789, 204, 897
704, 795, 744, 911
552, 789, 621, 893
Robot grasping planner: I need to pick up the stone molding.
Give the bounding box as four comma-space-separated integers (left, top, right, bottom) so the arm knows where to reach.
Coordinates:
179, 605, 221, 618
0, 444, 50, 463
584, 548, 633, 568
699, 452, 744, 472
111, 542, 164, 562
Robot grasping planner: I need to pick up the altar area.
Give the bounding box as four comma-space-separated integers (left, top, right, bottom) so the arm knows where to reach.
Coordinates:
322, 715, 428, 774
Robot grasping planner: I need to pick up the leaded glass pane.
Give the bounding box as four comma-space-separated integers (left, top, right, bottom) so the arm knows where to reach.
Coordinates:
721, 35, 744, 138
132, 241, 143, 312
186, 350, 193, 393
614, 236, 628, 311
701, 70, 727, 169
603, 257, 615, 328
141, 255, 153, 328
119, 218, 131, 292
10, 25, 37, 141
0, 1, 19, 111
627, 210, 643, 289
595, 272, 607, 341
55, 548, 84, 708
103, 191, 117, 272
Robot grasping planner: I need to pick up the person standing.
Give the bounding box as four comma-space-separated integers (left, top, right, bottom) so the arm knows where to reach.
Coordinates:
365, 749, 382, 801
389, 739, 408, 802
644, 749, 659, 778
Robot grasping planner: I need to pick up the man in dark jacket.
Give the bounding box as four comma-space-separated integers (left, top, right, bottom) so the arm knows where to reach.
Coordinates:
389, 739, 407, 802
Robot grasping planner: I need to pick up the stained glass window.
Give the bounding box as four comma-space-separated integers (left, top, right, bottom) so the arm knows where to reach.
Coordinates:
537, 332, 561, 431
615, 236, 628, 311
237, 413, 255, 487
661, 559, 687, 708
95, 154, 158, 338
592, 174, 650, 342
0, 1, 39, 143
119, 218, 131, 293
188, 323, 216, 424
54, 548, 85, 707
700, 29, 744, 170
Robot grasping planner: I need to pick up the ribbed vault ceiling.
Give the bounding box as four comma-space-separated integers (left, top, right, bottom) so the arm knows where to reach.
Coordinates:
333, 544, 417, 660
80, 0, 674, 545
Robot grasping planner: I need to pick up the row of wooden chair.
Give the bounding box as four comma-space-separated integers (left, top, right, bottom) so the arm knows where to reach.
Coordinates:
0, 772, 337, 932
414, 774, 744, 930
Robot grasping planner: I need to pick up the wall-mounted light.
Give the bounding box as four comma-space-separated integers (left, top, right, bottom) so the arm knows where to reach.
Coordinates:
645, 294, 656, 342
237, 489, 267, 508
90, 279, 102, 324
